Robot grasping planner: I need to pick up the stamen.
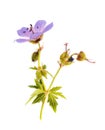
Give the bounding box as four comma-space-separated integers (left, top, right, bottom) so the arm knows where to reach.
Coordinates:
29, 24, 34, 34
64, 43, 69, 51
29, 24, 33, 32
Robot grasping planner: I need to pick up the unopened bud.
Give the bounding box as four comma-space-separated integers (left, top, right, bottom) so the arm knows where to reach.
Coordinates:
77, 51, 86, 61
32, 51, 39, 62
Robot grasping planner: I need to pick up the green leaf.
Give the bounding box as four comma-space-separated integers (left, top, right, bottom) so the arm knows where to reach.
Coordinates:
28, 85, 39, 89
34, 79, 43, 90
26, 89, 44, 104
50, 86, 62, 91
41, 70, 47, 78
52, 92, 66, 99
36, 70, 42, 79
50, 86, 66, 98
30, 66, 37, 70
32, 93, 45, 104
32, 51, 39, 62
47, 93, 58, 112
42, 64, 47, 69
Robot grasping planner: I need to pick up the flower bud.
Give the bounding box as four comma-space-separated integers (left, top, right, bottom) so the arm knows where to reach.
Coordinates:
77, 51, 86, 61
36, 70, 42, 79
32, 51, 39, 62
77, 51, 95, 63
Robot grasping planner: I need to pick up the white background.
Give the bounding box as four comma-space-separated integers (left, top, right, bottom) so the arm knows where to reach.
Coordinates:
0, 0, 105, 129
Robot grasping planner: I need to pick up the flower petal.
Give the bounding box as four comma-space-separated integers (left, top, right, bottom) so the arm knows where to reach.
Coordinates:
30, 32, 42, 40
17, 27, 31, 37
16, 39, 30, 43
43, 22, 53, 33
34, 20, 46, 32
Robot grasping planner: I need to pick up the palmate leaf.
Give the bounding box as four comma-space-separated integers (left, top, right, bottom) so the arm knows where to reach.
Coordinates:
32, 93, 45, 104
26, 89, 44, 104
47, 93, 58, 112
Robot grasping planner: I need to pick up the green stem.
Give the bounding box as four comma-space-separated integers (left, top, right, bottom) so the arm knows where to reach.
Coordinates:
46, 70, 53, 78
40, 97, 46, 120
48, 66, 61, 91
38, 43, 41, 67
37, 42, 47, 120
41, 78, 46, 91
37, 42, 46, 90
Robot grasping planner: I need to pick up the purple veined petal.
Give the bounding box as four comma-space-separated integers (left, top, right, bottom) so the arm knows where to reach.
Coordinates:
34, 20, 46, 32
16, 39, 30, 43
17, 27, 32, 37
30, 32, 42, 40
43, 22, 53, 33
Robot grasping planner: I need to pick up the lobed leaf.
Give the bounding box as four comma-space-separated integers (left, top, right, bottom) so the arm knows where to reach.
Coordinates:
47, 93, 58, 112
26, 89, 44, 104
32, 93, 45, 104
34, 79, 43, 90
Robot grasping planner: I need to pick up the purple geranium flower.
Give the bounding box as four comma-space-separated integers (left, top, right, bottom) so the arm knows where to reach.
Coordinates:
16, 20, 53, 43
